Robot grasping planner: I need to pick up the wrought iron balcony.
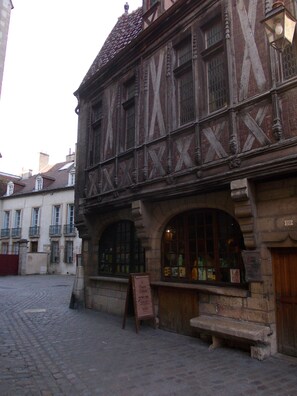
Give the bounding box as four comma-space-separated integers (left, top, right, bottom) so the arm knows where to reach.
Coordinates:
29, 226, 40, 238
63, 224, 76, 236
1, 228, 10, 238
49, 225, 62, 237
11, 227, 21, 238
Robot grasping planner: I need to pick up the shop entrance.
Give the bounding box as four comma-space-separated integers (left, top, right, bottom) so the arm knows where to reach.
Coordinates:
272, 249, 297, 357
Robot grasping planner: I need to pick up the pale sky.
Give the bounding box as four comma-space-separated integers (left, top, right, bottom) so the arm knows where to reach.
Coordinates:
0, 0, 142, 175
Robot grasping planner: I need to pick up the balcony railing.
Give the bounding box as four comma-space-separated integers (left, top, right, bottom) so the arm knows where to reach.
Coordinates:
63, 224, 76, 236
29, 226, 40, 238
49, 225, 62, 237
1, 228, 10, 238
11, 227, 21, 238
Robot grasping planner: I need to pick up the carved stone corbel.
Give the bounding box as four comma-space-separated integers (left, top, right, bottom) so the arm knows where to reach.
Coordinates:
230, 178, 258, 249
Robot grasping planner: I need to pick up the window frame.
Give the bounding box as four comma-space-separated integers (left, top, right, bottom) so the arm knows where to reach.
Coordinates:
64, 240, 74, 264
89, 99, 102, 166
122, 78, 136, 151
98, 220, 145, 276
50, 240, 60, 264
200, 16, 228, 114
174, 36, 195, 126
35, 175, 43, 191
281, 42, 297, 81
161, 209, 246, 286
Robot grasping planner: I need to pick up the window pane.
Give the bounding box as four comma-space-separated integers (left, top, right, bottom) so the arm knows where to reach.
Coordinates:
162, 210, 245, 284
178, 39, 192, 66
99, 221, 145, 276
206, 20, 223, 48
282, 44, 297, 80
126, 105, 135, 149
179, 70, 194, 124
208, 52, 227, 112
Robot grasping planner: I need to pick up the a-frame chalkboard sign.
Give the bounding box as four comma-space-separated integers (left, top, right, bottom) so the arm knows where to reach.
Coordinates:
122, 273, 155, 333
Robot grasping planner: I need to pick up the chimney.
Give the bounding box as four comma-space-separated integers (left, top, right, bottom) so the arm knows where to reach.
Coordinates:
21, 169, 33, 179
66, 148, 75, 162
39, 152, 49, 172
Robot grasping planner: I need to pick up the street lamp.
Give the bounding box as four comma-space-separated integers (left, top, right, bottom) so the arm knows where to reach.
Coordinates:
261, 1, 297, 51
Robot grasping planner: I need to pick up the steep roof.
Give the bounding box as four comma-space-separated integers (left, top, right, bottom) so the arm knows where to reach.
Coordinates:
0, 161, 75, 198
80, 7, 143, 87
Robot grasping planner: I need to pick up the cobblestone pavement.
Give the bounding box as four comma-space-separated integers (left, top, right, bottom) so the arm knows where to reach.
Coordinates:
0, 275, 297, 396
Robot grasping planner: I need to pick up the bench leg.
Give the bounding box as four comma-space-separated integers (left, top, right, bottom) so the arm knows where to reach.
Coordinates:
250, 344, 270, 360
209, 335, 224, 350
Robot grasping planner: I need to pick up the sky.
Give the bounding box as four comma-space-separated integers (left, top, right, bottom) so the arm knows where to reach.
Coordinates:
0, 0, 142, 176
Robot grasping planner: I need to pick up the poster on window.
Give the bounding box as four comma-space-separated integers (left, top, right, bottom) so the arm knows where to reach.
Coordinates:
230, 269, 240, 283
241, 250, 262, 282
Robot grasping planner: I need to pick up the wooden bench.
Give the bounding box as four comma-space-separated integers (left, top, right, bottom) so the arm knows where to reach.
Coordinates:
190, 315, 273, 360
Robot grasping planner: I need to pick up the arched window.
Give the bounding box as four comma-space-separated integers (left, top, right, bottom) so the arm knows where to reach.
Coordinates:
162, 209, 246, 285
98, 221, 145, 276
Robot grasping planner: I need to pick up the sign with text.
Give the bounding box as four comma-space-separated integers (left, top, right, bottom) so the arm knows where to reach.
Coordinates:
122, 273, 155, 333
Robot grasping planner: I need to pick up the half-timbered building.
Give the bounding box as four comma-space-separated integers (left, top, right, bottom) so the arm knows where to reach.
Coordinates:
74, 0, 297, 359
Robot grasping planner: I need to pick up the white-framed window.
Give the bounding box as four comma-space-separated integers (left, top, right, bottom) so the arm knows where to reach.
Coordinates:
31, 208, 40, 227
52, 205, 61, 226
12, 242, 20, 254
67, 204, 74, 225
35, 175, 43, 191
68, 168, 75, 186
14, 210, 21, 228
50, 241, 60, 263
6, 181, 14, 196
3, 211, 10, 229
64, 241, 74, 264
1, 242, 9, 254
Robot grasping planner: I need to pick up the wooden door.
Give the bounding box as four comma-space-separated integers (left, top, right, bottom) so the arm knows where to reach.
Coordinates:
272, 249, 297, 357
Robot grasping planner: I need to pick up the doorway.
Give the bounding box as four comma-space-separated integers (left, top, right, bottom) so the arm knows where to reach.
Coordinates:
272, 249, 297, 357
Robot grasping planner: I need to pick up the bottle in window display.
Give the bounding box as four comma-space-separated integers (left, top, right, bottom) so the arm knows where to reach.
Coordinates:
178, 252, 186, 278
191, 260, 198, 280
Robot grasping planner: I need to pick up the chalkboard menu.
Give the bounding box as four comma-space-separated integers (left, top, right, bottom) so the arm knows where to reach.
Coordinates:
122, 273, 155, 333
241, 250, 262, 282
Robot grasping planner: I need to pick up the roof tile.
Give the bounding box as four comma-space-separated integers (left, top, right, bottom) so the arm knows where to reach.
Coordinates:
81, 7, 143, 86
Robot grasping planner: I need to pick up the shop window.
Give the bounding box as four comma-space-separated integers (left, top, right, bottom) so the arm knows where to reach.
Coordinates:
174, 36, 195, 125
201, 17, 227, 113
162, 209, 245, 285
98, 220, 145, 276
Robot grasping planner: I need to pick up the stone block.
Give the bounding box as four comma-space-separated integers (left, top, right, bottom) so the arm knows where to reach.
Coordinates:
250, 344, 271, 360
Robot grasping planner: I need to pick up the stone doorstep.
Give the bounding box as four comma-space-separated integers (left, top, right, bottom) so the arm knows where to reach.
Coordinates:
190, 315, 272, 344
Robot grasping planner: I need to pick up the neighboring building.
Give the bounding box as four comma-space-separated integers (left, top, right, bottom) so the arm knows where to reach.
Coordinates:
74, 0, 297, 359
0, 0, 13, 99
0, 153, 81, 275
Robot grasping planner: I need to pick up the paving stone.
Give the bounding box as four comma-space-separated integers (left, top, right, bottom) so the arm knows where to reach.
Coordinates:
0, 275, 297, 395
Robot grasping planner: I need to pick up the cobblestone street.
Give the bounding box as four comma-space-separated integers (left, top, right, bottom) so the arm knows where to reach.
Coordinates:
0, 275, 296, 395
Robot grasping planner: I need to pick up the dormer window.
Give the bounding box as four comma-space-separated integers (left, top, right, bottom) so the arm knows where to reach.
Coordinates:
68, 168, 75, 186
6, 181, 14, 196
35, 175, 43, 191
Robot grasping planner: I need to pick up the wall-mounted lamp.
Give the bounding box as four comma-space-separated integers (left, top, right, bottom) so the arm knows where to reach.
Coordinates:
261, 1, 297, 51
